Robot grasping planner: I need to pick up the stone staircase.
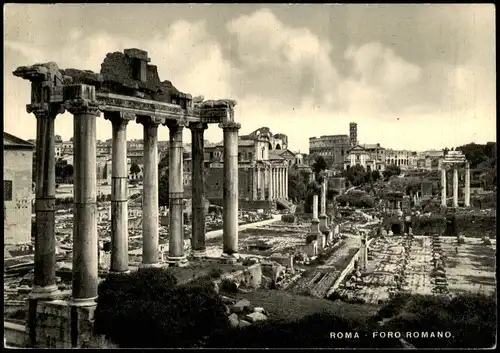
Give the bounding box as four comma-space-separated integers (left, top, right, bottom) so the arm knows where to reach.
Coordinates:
275, 198, 296, 213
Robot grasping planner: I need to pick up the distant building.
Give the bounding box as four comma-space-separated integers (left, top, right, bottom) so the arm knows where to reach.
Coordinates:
344, 144, 386, 172
4, 132, 34, 245
385, 149, 419, 170
202, 127, 291, 209
309, 134, 350, 170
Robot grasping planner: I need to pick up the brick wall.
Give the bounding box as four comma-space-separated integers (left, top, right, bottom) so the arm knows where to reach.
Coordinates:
205, 167, 254, 200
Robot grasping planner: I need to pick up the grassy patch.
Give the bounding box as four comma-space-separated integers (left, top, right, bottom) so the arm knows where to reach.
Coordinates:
232, 289, 379, 322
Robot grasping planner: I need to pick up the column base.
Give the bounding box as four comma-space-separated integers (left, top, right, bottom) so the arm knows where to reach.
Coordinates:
108, 269, 131, 276
68, 297, 98, 307
221, 252, 239, 264
139, 262, 164, 269
191, 249, 207, 258
29, 285, 61, 300
166, 256, 189, 267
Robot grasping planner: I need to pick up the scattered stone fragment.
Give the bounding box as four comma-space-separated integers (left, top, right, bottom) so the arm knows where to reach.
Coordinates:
238, 320, 251, 328
228, 313, 239, 328
232, 299, 251, 313
253, 307, 266, 314
245, 312, 267, 323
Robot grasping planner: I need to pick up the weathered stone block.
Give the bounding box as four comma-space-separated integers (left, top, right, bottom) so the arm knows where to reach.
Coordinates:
245, 312, 267, 323
232, 299, 251, 313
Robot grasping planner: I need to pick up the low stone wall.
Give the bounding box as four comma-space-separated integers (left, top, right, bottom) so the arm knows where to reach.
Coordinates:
214, 263, 263, 289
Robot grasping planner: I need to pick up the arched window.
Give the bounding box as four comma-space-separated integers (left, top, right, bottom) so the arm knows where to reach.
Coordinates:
275, 144, 281, 150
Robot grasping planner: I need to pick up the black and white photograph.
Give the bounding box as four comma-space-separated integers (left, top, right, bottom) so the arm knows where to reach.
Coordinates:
3, 3, 496, 349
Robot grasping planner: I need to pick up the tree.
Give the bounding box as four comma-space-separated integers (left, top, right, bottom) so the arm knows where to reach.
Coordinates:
55, 158, 74, 183
287, 166, 309, 203
344, 165, 366, 186
371, 170, 381, 182
383, 164, 401, 180
312, 156, 327, 176
130, 163, 141, 178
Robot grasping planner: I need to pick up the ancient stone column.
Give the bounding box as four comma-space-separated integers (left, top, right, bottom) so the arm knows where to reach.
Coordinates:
319, 178, 331, 238
252, 167, 258, 200
166, 120, 187, 265
64, 86, 100, 306
308, 194, 321, 236
274, 168, 280, 199
137, 116, 161, 267
464, 162, 470, 207
281, 167, 286, 198
259, 167, 265, 200
105, 112, 134, 273
267, 167, 272, 200
359, 232, 368, 272
441, 168, 447, 207
189, 122, 207, 258
285, 167, 288, 199
453, 167, 459, 208
220, 121, 241, 255
29, 103, 64, 300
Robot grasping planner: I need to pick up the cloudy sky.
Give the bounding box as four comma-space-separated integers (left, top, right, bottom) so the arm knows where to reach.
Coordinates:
4, 4, 496, 152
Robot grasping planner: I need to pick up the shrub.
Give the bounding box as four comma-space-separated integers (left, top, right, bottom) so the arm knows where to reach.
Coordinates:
219, 278, 239, 293
94, 268, 229, 348
337, 192, 375, 208
206, 312, 362, 348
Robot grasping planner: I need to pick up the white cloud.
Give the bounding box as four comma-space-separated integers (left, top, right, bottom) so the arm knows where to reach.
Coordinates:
4, 8, 496, 153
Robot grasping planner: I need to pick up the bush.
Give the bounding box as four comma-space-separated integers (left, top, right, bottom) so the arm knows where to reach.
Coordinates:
383, 293, 496, 348
219, 278, 239, 293
336, 192, 374, 208
206, 312, 363, 348
94, 268, 229, 348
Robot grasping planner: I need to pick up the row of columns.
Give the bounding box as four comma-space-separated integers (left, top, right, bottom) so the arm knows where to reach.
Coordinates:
440, 164, 470, 208
252, 165, 288, 201
29, 94, 240, 306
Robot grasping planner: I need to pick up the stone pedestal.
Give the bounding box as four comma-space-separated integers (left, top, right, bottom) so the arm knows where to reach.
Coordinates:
189, 122, 207, 258
105, 112, 133, 274
29, 104, 64, 301
64, 89, 100, 306
166, 120, 188, 266
139, 116, 161, 267
220, 121, 241, 255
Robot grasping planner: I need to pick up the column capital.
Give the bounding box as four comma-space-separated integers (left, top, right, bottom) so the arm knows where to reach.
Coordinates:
27, 103, 65, 118
104, 111, 135, 126
64, 99, 100, 116
164, 119, 189, 129
136, 115, 162, 127
188, 122, 208, 131
219, 121, 241, 131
